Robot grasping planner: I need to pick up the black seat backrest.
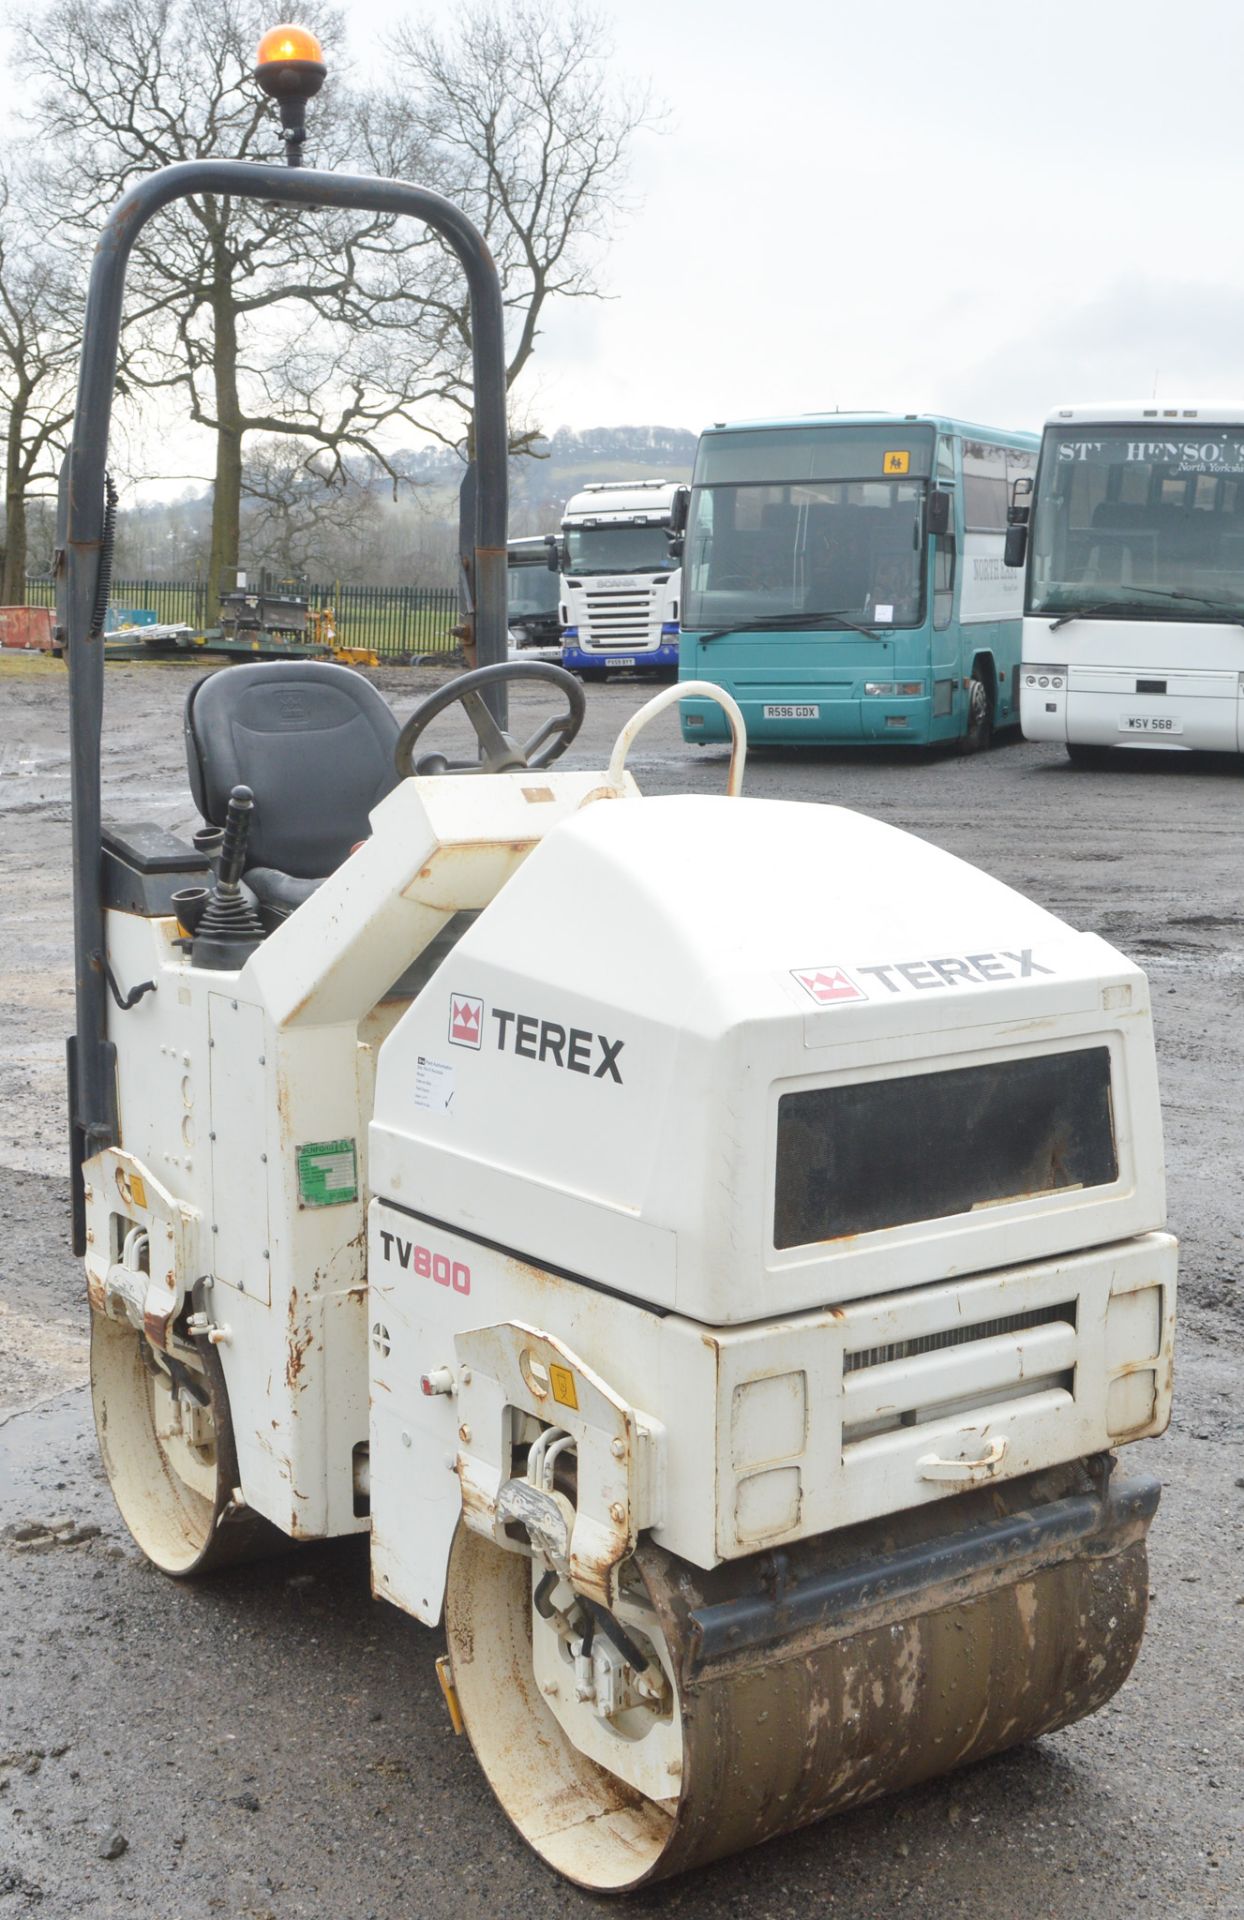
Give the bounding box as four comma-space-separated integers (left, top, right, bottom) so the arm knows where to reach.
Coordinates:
185, 662, 401, 880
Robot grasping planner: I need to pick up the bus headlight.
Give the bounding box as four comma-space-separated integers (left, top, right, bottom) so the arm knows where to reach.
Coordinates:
1024, 664, 1066, 689
864, 682, 923, 697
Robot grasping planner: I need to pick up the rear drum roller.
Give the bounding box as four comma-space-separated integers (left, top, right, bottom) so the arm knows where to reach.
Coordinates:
444, 1461, 1155, 1892
90, 1308, 283, 1576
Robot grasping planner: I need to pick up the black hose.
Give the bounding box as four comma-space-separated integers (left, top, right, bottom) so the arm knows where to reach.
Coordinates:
88, 473, 119, 638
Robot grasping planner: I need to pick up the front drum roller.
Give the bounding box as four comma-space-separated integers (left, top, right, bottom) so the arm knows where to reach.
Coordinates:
90, 1307, 285, 1576
445, 1457, 1158, 1893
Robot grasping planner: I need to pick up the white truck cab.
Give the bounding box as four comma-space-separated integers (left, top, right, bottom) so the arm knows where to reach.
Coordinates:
559, 479, 686, 674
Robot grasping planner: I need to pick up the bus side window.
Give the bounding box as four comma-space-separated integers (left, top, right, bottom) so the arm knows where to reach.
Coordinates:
933, 532, 956, 629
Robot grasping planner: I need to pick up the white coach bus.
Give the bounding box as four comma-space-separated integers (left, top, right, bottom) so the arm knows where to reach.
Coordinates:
1011, 403, 1244, 765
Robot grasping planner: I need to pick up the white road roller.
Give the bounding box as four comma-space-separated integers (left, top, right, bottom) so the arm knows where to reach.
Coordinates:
59, 28, 1175, 1897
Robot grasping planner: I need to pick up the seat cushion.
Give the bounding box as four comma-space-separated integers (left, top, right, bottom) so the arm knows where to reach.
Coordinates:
185, 662, 401, 880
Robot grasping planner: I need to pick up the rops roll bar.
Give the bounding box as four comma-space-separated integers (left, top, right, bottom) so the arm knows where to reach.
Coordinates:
60, 159, 510, 1196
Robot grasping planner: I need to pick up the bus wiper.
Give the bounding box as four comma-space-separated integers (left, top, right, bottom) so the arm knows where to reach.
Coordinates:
1048, 588, 1244, 630
1047, 597, 1178, 630
698, 609, 881, 645
1132, 586, 1244, 622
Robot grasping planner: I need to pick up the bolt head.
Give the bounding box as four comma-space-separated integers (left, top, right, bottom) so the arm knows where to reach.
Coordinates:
609, 1502, 626, 1526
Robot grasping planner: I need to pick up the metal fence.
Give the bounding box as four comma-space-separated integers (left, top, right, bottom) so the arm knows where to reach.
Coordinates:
24, 575, 460, 659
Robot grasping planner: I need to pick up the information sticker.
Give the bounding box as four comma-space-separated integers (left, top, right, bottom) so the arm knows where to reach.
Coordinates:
296, 1138, 358, 1208
883, 450, 911, 475
414, 1056, 456, 1113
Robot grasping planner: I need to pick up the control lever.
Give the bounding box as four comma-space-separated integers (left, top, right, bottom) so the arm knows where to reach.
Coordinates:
191, 784, 266, 971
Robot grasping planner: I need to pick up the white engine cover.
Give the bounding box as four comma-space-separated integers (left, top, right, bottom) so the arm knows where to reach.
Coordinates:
370, 794, 1165, 1325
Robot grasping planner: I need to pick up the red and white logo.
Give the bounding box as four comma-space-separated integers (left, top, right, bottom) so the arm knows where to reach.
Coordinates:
791, 966, 867, 1006
448, 994, 484, 1048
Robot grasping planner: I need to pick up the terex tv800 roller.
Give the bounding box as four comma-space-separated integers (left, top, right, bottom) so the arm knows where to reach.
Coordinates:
59, 25, 1175, 1895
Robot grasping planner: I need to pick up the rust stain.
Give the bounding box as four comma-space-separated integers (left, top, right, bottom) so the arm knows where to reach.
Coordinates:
284, 1282, 313, 1392
503, 1254, 560, 1292
275, 1071, 294, 1150
285, 1331, 312, 1390
143, 1307, 172, 1349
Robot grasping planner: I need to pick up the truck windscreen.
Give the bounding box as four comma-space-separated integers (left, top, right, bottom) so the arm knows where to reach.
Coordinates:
564, 526, 671, 575
1030, 425, 1244, 619
507, 566, 559, 618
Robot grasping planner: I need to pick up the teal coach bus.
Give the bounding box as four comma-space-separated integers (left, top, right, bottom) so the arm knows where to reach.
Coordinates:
676, 414, 1039, 750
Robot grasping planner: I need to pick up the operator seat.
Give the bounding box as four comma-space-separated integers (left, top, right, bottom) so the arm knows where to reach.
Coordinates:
185, 661, 402, 924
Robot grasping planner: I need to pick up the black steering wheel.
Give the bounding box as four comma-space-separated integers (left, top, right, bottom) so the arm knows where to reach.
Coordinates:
394, 660, 587, 778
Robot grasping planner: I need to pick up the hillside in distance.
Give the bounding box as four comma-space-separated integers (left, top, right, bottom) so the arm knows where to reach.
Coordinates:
59, 425, 702, 589
399, 424, 699, 532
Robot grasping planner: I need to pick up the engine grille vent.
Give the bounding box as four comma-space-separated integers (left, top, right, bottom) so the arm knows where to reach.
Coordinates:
584, 586, 656, 644
845, 1300, 1077, 1373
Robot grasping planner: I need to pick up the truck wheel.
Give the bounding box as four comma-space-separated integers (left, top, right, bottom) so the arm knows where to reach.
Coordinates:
90, 1309, 284, 1576
960, 676, 994, 754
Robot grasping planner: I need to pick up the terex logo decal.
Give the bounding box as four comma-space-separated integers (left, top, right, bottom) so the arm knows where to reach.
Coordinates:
448, 994, 626, 1081
493, 1007, 624, 1083
793, 948, 1055, 1004
792, 966, 866, 1005
860, 949, 1054, 994
449, 995, 483, 1048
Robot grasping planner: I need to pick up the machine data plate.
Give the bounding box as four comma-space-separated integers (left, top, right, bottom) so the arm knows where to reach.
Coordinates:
296, 1138, 359, 1207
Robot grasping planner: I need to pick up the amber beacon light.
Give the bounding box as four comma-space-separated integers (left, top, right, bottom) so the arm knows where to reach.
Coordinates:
254, 23, 327, 167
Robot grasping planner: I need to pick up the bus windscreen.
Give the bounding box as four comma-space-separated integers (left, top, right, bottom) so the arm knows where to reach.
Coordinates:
684, 426, 934, 634
1030, 426, 1244, 619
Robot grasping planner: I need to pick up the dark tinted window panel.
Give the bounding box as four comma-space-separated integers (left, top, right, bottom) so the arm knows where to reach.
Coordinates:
774, 1047, 1117, 1249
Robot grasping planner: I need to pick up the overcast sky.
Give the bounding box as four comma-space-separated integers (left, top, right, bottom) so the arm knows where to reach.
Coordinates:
366, 0, 1244, 442
16, 0, 1244, 483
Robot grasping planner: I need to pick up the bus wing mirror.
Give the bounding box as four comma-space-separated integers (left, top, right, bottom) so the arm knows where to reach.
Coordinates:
927, 489, 952, 536
1004, 524, 1029, 569
668, 533, 685, 561
670, 486, 690, 535
545, 536, 561, 573
1008, 476, 1033, 526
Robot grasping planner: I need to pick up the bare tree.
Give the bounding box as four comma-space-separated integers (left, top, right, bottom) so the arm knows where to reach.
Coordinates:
0, 160, 81, 602
240, 436, 382, 579
18, 0, 655, 609
19, 0, 442, 610
387, 1, 658, 453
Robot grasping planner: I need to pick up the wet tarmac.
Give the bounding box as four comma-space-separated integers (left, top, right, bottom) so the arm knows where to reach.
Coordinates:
1, 654, 1240, 1916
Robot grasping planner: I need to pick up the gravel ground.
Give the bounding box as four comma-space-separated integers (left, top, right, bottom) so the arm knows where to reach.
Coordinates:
0, 652, 1241, 1918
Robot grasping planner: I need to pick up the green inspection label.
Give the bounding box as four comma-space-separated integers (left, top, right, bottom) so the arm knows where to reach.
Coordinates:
296, 1138, 358, 1208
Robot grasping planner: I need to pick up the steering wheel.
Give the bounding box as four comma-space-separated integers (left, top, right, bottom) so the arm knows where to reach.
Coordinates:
394, 660, 587, 777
